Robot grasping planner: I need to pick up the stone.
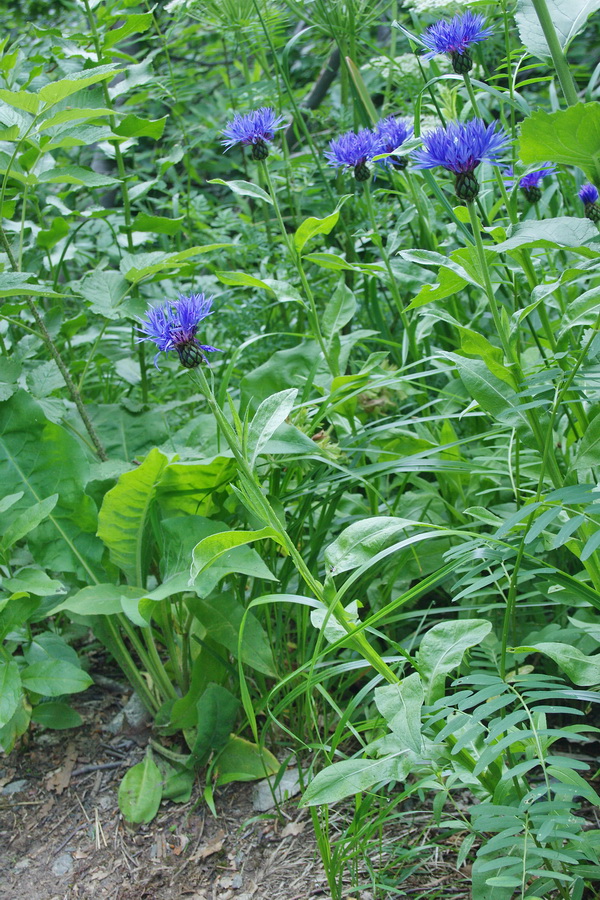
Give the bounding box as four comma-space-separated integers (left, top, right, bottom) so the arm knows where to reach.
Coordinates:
51, 852, 74, 877
251, 768, 304, 812
105, 692, 150, 735
2, 779, 28, 795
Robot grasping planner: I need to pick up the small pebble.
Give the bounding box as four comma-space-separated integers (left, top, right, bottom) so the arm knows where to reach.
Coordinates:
14, 858, 31, 872
51, 852, 74, 877
2, 779, 28, 795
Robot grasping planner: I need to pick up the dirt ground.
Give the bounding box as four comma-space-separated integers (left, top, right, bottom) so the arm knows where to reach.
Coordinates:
0, 678, 469, 900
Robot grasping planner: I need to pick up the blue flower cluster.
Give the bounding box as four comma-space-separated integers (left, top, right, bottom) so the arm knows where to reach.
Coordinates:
137, 294, 220, 369
579, 183, 600, 222
325, 117, 413, 180
421, 11, 493, 74
221, 107, 285, 160
505, 164, 556, 203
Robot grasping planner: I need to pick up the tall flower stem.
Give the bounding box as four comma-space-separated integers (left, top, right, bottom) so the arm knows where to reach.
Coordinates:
362, 183, 420, 364
0, 225, 108, 462
258, 160, 332, 371
529, 0, 579, 106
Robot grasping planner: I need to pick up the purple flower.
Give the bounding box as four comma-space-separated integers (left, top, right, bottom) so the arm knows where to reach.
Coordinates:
579, 183, 599, 206
421, 11, 493, 74
221, 107, 285, 160
325, 128, 381, 181
412, 118, 508, 201
373, 116, 413, 169
579, 183, 600, 222
137, 293, 221, 369
504, 164, 556, 202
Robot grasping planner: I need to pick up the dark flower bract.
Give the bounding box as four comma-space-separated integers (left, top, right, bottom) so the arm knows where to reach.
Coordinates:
138, 293, 221, 369
221, 107, 285, 160
421, 11, 493, 74
505, 164, 556, 203
579, 183, 600, 222
325, 128, 381, 181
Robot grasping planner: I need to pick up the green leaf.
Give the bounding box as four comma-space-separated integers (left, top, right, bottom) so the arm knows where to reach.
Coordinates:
131, 213, 184, 235
575, 412, 600, 472
301, 755, 405, 806
3, 567, 63, 596
38, 165, 120, 187
30, 702, 83, 730
0, 661, 21, 729
208, 178, 273, 205
188, 684, 240, 768
0, 593, 40, 642
515, 0, 600, 61
514, 642, 600, 685
78, 270, 131, 320
406, 265, 468, 310
247, 389, 298, 470
374, 674, 424, 754
38, 64, 122, 106
0, 700, 30, 754
37, 107, 113, 131
519, 103, 600, 179
21, 659, 93, 696
324, 517, 415, 576
417, 619, 492, 703
193, 594, 277, 676
50, 584, 144, 616
493, 217, 599, 252
103, 12, 153, 49
214, 735, 279, 785
216, 271, 274, 290
37, 217, 70, 251
322, 282, 357, 339
156, 458, 236, 518
457, 328, 515, 388
113, 114, 167, 140
546, 764, 600, 804
190, 527, 282, 581
97, 448, 169, 585
1, 494, 58, 553
118, 752, 163, 824
0, 272, 65, 298
0, 88, 39, 114
121, 245, 229, 283
294, 211, 340, 253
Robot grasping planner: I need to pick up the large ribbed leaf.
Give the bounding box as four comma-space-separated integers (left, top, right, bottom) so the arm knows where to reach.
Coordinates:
97, 447, 169, 585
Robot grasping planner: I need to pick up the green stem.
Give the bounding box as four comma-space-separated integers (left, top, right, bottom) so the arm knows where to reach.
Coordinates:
530, 0, 579, 106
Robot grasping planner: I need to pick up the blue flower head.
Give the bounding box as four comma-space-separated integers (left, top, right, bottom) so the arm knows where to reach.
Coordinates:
221, 107, 285, 160
138, 293, 221, 368
412, 118, 508, 201
504, 164, 556, 202
579, 183, 600, 222
325, 128, 381, 181
421, 11, 493, 74
373, 116, 413, 169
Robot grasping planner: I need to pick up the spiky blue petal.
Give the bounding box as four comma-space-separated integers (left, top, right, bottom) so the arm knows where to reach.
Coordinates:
324, 128, 381, 170
412, 118, 509, 174
137, 293, 220, 368
505, 164, 556, 190
373, 116, 413, 161
421, 11, 493, 59
221, 107, 285, 151
579, 183, 599, 205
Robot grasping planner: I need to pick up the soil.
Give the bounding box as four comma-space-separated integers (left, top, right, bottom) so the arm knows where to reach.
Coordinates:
0, 678, 468, 900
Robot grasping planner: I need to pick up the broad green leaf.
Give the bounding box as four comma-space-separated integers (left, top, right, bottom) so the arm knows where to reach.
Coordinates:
78, 270, 131, 320
0, 492, 23, 513
546, 764, 600, 805
2, 567, 63, 597
515, 0, 600, 61
0, 661, 21, 729
0, 88, 39, 114
118, 752, 162, 824
121, 245, 229, 283
188, 684, 240, 768
1, 494, 58, 553
38, 166, 120, 187
38, 64, 121, 106
303, 251, 384, 273
324, 516, 415, 575
406, 265, 468, 310
493, 217, 598, 252
190, 527, 282, 581
559, 284, 600, 334
374, 674, 424, 754
519, 103, 600, 179
22, 632, 79, 667
247, 388, 298, 469
50, 584, 144, 616
208, 178, 273, 205
0, 593, 40, 642
575, 411, 600, 472
0, 700, 30, 754
214, 735, 279, 785
515, 642, 600, 685
0, 392, 100, 577
21, 659, 93, 696
301, 755, 406, 806
0, 272, 66, 298
159, 760, 194, 802
156, 458, 236, 518
97, 448, 169, 585
216, 271, 274, 290
103, 12, 153, 49
193, 595, 276, 676
30, 702, 82, 730
37, 217, 70, 251
322, 282, 357, 339
131, 213, 184, 235
310, 599, 360, 645
113, 114, 167, 139
37, 107, 113, 131
294, 211, 340, 253
417, 619, 492, 703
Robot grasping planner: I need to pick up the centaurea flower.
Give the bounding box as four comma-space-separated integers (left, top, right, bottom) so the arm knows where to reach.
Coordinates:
579, 183, 600, 222
221, 107, 285, 160
421, 11, 493, 74
325, 128, 381, 181
137, 293, 220, 368
412, 118, 509, 201
373, 116, 413, 169
504, 164, 556, 203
